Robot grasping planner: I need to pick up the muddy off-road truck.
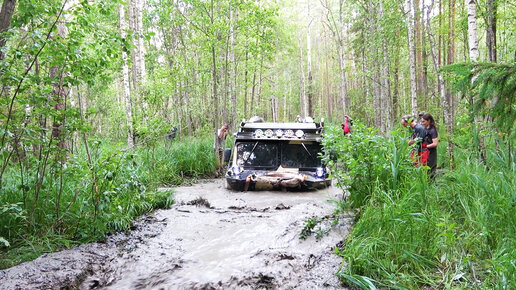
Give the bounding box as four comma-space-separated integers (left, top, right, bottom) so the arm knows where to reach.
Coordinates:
224, 117, 331, 191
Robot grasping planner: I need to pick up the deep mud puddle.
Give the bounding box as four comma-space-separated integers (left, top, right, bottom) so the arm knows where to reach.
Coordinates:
0, 179, 352, 289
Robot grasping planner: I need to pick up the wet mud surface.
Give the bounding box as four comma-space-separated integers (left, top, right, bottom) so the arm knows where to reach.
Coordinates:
0, 179, 352, 289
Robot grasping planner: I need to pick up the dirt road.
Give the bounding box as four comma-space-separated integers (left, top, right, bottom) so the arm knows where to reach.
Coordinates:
0, 179, 351, 289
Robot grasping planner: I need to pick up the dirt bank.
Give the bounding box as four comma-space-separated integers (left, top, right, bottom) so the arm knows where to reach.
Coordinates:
0, 179, 351, 289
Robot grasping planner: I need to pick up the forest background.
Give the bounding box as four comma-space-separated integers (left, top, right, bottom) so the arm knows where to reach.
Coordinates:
0, 0, 514, 288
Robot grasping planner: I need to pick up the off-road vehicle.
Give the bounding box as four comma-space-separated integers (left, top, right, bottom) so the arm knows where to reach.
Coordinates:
225, 117, 331, 191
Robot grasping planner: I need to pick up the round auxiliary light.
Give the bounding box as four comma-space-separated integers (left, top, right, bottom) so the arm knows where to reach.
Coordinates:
316, 167, 324, 178
264, 129, 274, 138
295, 130, 305, 138
275, 129, 283, 137
284, 129, 294, 138
254, 129, 264, 138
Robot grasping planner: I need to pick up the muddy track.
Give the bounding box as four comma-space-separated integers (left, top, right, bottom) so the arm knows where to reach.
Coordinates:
0, 179, 351, 289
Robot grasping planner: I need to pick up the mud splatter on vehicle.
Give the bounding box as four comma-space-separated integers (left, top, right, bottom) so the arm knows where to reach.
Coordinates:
225, 117, 331, 191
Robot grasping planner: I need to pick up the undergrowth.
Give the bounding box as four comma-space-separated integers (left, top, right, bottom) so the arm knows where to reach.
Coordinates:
0, 136, 217, 269
323, 123, 516, 289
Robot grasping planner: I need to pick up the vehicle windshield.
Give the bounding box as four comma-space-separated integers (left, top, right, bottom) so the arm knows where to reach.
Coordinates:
236, 141, 279, 168
235, 141, 322, 169
281, 142, 322, 169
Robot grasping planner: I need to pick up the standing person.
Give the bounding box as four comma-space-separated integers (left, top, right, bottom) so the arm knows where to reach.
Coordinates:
421, 113, 438, 178
341, 115, 353, 135
401, 115, 428, 167
215, 124, 229, 168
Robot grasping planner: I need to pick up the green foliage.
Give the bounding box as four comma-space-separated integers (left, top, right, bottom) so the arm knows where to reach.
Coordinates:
322, 123, 419, 209
0, 134, 218, 269
326, 124, 516, 288
443, 62, 516, 138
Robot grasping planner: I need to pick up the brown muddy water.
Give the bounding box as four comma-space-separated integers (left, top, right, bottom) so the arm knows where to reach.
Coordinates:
0, 179, 352, 289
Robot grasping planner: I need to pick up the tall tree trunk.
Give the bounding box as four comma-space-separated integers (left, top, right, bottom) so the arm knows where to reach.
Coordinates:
324, 34, 332, 122
211, 45, 219, 130
466, 0, 479, 62
486, 0, 497, 62
119, 3, 134, 147
243, 51, 248, 118
393, 41, 399, 121
129, 0, 138, 91
230, 6, 237, 128
414, 0, 423, 97
305, 0, 313, 118
0, 0, 16, 61
370, 3, 381, 130
426, 0, 454, 169
447, 0, 455, 120
299, 36, 306, 117
379, 1, 391, 133
406, 0, 418, 117
338, 0, 348, 122
50, 20, 69, 152
466, 0, 487, 164
136, 0, 146, 83
421, 9, 429, 108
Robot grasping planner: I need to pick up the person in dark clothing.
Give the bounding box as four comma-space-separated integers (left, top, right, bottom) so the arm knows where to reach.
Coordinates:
421, 113, 438, 178
401, 115, 428, 166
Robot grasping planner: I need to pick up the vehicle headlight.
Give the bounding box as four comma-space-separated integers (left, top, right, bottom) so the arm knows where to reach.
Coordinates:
295, 130, 305, 138
254, 129, 264, 138
285, 129, 294, 138
275, 129, 283, 137
264, 129, 274, 138
316, 167, 324, 178
231, 166, 243, 175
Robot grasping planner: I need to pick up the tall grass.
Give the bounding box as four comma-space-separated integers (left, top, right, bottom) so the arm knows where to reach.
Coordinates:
0, 135, 217, 269
324, 124, 516, 288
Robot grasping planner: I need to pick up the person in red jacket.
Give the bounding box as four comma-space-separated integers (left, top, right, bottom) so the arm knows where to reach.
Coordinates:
401, 115, 428, 167
341, 115, 353, 135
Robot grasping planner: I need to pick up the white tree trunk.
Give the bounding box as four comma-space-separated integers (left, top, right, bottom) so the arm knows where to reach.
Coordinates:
136, 0, 146, 83
120, 3, 134, 147
299, 36, 306, 118
466, 0, 479, 62
379, 1, 391, 133
305, 0, 312, 118
230, 6, 237, 127
406, 0, 418, 117
338, 0, 348, 122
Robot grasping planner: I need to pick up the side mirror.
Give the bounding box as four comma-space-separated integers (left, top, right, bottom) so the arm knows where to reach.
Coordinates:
223, 148, 232, 164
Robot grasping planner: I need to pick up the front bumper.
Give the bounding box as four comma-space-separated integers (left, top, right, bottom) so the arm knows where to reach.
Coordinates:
226, 170, 331, 191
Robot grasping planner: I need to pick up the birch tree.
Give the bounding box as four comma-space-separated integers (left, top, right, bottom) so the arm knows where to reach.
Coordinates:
120, 3, 134, 147
379, 0, 391, 133
466, 0, 479, 62
406, 0, 418, 116
466, 0, 487, 164
305, 0, 313, 118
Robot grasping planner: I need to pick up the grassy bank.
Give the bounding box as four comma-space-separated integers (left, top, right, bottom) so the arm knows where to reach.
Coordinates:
0, 136, 217, 269
323, 124, 515, 288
